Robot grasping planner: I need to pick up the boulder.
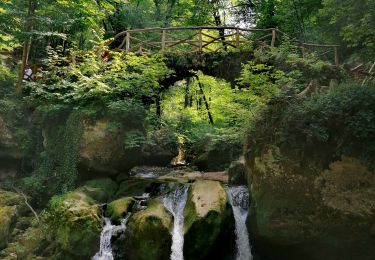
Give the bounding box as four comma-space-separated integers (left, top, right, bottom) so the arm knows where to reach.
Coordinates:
46, 191, 102, 257
76, 178, 118, 202
227, 156, 247, 185
106, 197, 134, 223
246, 144, 375, 260
183, 180, 235, 260
122, 199, 172, 260
78, 119, 142, 175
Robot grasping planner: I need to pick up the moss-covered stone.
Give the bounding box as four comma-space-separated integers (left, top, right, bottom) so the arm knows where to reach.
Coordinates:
183, 180, 233, 260
76, 178, 118, 202
0, 190, 28, 215
106, 197, 134, 223
122, 199, 172, 260
46, 191, 102, 257
0, 205, 17, 249
0, 227, 44, 259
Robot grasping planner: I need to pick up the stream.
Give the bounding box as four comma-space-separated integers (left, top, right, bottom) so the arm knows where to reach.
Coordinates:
163, 185, 190, 260
92, 214, 131, 260
227, 186, 252, 260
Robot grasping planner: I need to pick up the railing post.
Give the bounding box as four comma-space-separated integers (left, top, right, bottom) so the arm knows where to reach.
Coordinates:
271, 29, 276, 47
236, 28, 240, 47
334, 46, 339, 66
198, 28, 203, 53
125, 32, 130, 52
161, 29, 166, 51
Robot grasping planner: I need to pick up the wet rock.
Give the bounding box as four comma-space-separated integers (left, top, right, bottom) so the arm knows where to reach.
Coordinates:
183, 180, 234, 260
122, 199, 172, 260
106, 197, 134, 223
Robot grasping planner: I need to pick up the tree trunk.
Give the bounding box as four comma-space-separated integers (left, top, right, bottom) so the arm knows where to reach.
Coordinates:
16, 0, 36, 95
196, 77, 214, 125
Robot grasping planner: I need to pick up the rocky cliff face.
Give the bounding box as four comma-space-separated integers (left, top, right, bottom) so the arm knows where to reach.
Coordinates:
245, 146, 375, 260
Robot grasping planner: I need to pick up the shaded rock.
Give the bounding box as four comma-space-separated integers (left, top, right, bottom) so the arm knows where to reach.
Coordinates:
0, 206, 17, 249
122, 199, 172, 260
0, 116, 24, 161
227, 157, 247, 185
141, 128, 178, 166
183, 180, 235, 260
106, 197, 134, 223
115, 179, 153, 197
45, 191, 102, 257
76, 178, 118, 202
193, 139, 242, 171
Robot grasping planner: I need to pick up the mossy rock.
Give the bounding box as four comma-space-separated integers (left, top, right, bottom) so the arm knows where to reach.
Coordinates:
0, 227, 44, 259
0, 190, 28, 215
76, 178, 118, 202
0, 205, 17, 249
46, 191, 102, 257
122, 199, 172, 260
183, 180, 233, 260
106, 197, 134, 223
115, 179, 153, 197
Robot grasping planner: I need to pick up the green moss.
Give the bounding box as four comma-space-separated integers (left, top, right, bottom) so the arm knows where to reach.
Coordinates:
106, 197, 134, 223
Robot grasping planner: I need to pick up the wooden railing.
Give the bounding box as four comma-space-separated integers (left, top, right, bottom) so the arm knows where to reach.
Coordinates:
109, 27, 340, 66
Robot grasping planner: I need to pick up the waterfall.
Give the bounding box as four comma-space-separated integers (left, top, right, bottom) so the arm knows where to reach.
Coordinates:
163, 185, 189, 260
227, 186, 252, 260
92, 214, 131, 260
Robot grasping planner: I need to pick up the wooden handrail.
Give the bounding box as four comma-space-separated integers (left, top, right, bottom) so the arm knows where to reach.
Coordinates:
109, 26, 340, 65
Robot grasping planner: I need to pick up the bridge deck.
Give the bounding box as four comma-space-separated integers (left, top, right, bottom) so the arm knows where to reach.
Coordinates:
109, 26, 339, 66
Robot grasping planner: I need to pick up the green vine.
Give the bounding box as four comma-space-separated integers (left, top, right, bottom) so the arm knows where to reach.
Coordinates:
22, 107, 83, 201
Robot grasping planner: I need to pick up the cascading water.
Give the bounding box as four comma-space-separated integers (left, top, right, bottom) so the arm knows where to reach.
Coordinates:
92, 214, 131, 260
163, 185, 189, 260
227, 186, 252, 260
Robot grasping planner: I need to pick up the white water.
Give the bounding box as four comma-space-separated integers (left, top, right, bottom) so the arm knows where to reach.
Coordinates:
163, 185, 189, 260
227, 186, 252, 260
92, 214, 131, 260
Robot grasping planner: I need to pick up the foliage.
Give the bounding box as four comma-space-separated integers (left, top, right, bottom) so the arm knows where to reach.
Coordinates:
318, 0, 375, 61
24, 49, 172, 108
162, 71, 262, 163
249, 82, 375, 165
21, 109, 83, 203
